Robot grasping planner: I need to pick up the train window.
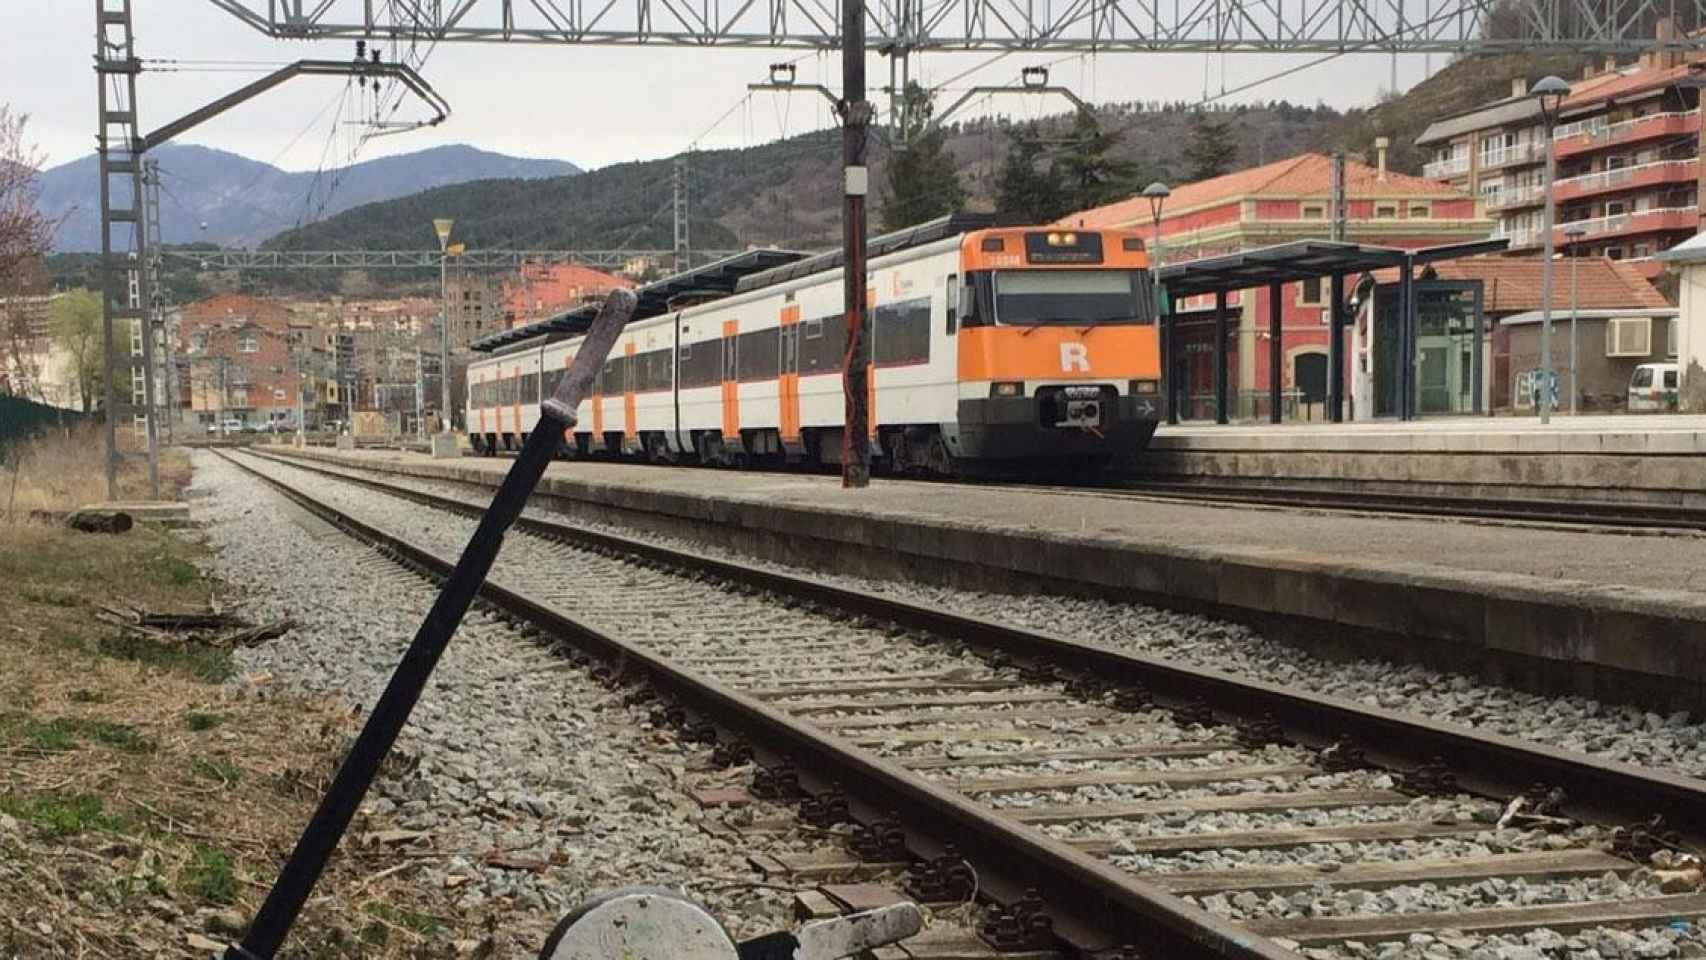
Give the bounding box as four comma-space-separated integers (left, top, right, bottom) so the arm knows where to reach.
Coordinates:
602, 357, 628, 394
992, 270, 1154, 326
633, 348, 673, 392
521, 372, 540, 402
875, 297, 931, 367
799, 314, 845, 374
543, 368, 564, 399
500, 376, 516, 406
737, 328, 780, 381
945, 274, 958, 335
679, 339, 720, 388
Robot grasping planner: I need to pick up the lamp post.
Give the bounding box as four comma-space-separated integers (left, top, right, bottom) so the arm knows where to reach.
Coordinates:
1531, 75, 1571, 424
432, 218, 454, 435
1564, 223, 1587, 416
1142, 181, 1173, 424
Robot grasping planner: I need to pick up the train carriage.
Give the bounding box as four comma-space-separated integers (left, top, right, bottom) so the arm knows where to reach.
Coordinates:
465, 215, 1162, 474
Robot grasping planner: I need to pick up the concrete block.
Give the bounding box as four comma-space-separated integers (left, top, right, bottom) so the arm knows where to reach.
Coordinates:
431, 433, 461, 459
335, 435, 355, 450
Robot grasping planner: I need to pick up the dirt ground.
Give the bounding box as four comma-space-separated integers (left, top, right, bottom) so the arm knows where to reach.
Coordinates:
0, 434, 484, 958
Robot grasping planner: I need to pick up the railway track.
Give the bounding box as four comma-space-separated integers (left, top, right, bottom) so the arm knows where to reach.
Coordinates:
314, 440, 1706, 534
1023, 480, 1706, 536
215, 448, 1706, 960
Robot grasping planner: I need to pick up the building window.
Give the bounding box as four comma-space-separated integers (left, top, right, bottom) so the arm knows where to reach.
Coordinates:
1374, 204, 1398, 219
239, 335, 259, 353
1297, 277, 1325, 306
1633, 243, 1652, 259
1300, 204, 1326, 220
1606, 317, 1652, 357
1606, 247, 1626, 261
1408, 202, 1430, 219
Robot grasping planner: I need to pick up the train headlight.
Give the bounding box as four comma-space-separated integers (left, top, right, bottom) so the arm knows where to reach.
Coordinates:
990, 381, 1024, 398
1045, 232, 1079, 247
1129, 379, 1159, 395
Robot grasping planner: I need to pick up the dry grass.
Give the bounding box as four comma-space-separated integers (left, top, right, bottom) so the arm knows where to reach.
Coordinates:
3, 424, 194, 517
0, 479, 481, 957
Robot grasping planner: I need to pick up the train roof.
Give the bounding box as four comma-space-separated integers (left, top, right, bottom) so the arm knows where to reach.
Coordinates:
469, 212, 1004, 355
732, 212, 997, 293
469, 247, 809, 353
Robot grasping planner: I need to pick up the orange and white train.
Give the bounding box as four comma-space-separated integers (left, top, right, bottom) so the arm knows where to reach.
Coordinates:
464, 221, 1162, 474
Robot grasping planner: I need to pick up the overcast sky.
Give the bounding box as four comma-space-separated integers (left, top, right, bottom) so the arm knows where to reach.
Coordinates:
8, 4, 1442, 174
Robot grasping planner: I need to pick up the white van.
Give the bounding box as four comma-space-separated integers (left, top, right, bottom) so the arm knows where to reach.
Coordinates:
1627, 362, 1679, 412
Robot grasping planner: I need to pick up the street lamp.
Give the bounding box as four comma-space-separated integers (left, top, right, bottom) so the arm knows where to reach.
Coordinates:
1531, 74, 1571, 423
1564, 222, 1588, 416
432, 217, 454, 437
1142, 181, 1173, 424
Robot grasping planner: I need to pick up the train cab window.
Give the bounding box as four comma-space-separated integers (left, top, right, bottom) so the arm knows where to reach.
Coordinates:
945, 274, 959, 334
991, 270, 1154, 326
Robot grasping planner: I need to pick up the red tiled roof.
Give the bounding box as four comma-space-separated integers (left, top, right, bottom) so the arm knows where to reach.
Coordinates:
1374, 255, 1671, 313
1561, 60, 1705, 111
1064, 153, 1466, 229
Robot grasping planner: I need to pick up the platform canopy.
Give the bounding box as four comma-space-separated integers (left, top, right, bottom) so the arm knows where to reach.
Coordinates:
1154, 237, 1510, 426
470, 247, 809, 353
1158, 238, 1510, 299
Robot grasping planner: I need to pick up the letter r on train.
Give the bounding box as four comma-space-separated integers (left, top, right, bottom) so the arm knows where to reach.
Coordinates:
1059, 342, 1090, 373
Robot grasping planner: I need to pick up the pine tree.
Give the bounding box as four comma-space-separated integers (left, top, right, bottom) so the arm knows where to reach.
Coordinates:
1183, 110, 1238, 182
1052, 110, 1140, 215
879, 82, 967, 232
994, 123, 1068, 224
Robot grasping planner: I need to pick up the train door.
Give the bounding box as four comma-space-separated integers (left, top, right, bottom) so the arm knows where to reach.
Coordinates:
779, 305, 801, 454
720, 319, 739, 445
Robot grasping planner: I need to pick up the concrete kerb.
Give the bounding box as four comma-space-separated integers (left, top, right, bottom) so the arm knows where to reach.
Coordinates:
268, 446, 1706, 711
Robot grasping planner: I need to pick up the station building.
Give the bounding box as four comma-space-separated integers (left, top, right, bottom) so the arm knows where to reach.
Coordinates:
1418, 22, 1702, 277
1064, 152, 1492, 420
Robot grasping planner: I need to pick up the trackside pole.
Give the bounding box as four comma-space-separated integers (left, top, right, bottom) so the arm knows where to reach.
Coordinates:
225, 290, 637, 960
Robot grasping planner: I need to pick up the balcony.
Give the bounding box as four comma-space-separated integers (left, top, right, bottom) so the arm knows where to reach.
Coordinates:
1479, 141, 1546, 170
1554, 110, 1700, 158
1486, 183, 1547, 210
1423, 155, 1470, 179
1553, 158, 1699, 203
1501, 206, 1702, 250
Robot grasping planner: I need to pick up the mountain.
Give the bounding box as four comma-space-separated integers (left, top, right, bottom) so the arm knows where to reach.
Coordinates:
37, 143, 580, 252
261, 100, 1348, 257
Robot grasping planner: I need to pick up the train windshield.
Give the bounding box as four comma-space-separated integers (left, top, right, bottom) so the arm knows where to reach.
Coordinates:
991, 269, 1154, 326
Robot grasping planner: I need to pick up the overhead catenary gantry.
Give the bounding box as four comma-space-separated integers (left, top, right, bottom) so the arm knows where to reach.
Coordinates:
162, 249, 739, 271
206, 0, 1706, 53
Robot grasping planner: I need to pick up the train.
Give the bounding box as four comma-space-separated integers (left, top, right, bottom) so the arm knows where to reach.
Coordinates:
464, 216, 1162, 475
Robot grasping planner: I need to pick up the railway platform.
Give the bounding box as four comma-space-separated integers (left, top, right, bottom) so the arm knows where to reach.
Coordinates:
1141, 414, 1705, 505
267, 444, 1706, 712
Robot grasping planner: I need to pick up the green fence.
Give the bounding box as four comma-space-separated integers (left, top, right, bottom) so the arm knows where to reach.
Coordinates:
0, 394, 87, 457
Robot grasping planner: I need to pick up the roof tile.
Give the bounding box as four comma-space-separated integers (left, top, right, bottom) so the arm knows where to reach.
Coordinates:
1375, 255, 1671, 313
1063, 153, 1464, 229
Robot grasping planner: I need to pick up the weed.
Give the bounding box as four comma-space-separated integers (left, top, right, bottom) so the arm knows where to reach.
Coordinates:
19, 588, 78, 607
181, 844, 237, 905
0, 791, 126, 838
362, 902, 443, 937
97, 633, 234, 683
153, 555, 199, 587
191, 755, 242, 785
0, 714, 154, 754
184, 711, 223, 731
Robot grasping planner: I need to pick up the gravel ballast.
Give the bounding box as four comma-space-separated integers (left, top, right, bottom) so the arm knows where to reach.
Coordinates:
190, 452, 805, 946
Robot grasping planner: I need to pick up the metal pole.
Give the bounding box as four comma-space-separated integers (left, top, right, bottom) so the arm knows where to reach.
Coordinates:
1268, 282, 1282, 423
1539, 121, 1557, 424
225, 291, 637, 960
840, 0, 871, 488
1329, 272, 1345, 422
1569, 239, 1579, 416
1214, 289, 1229, 424
441, 252, 451, 433
1152, 207, 1172, 425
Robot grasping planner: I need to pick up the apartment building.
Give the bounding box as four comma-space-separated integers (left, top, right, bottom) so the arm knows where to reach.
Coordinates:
1419, 25, 1701, 276
500, 262, 633, 328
